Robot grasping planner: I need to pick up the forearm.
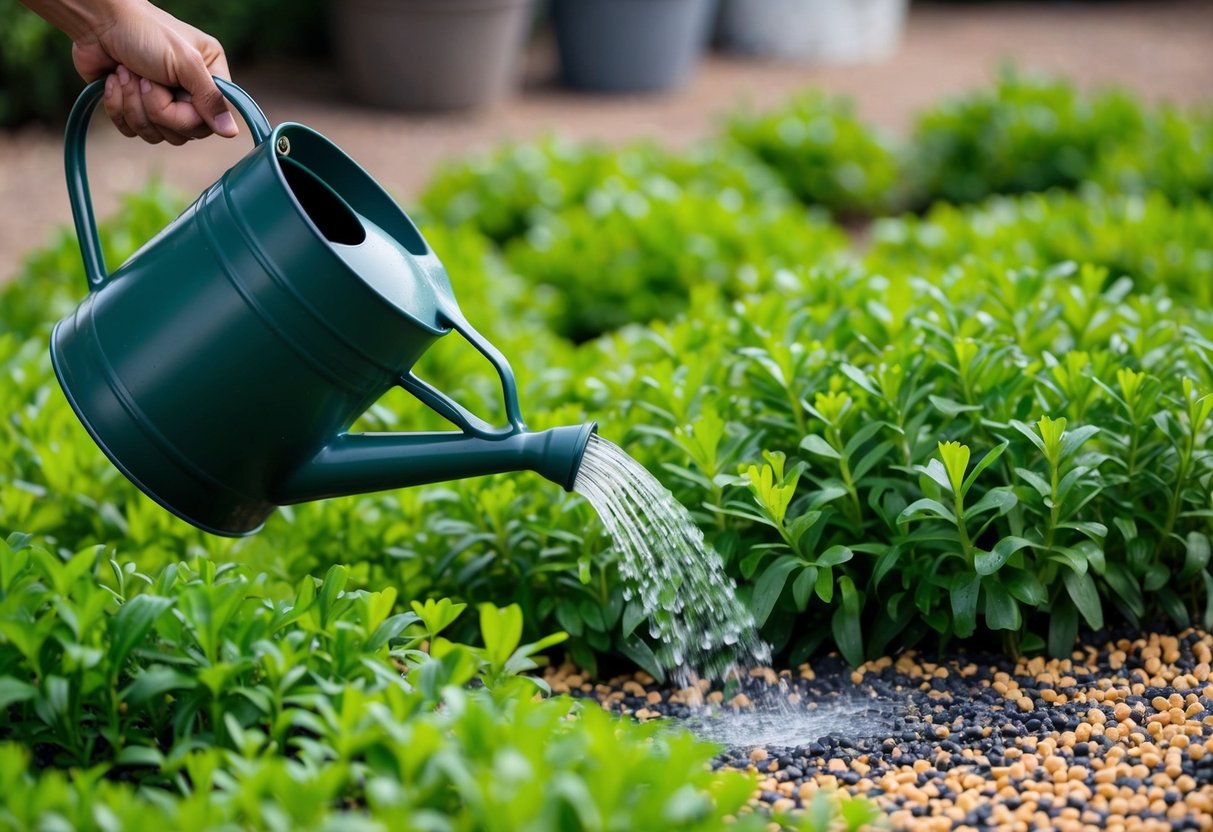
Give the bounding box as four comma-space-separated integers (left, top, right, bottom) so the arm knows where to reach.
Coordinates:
18, 0, 137, 43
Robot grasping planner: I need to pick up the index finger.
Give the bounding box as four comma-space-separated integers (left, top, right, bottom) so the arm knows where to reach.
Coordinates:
176, 54, 238, 138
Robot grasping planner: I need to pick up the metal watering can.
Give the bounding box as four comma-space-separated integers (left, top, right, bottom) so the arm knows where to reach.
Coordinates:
51, 79, 596, 537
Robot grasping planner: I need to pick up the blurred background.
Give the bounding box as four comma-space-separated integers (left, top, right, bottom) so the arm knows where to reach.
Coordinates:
0, 0, 1210, 283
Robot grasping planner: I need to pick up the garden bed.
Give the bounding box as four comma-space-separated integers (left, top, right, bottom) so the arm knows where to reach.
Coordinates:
3, 74, 1213, 829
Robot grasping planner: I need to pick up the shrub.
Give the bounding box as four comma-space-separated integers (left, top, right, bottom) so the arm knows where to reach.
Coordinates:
8, 177, 1213, 672
2, 532, 840, 830
906, 69, 1149, 207
866, 190, 1213, 306
504, 188, 848, 342
420, 136, 792, 246
1092, 106, 1213, 203
726, 91, 902, 216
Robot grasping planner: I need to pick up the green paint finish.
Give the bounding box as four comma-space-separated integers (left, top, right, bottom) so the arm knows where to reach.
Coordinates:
51, 78, 594, 537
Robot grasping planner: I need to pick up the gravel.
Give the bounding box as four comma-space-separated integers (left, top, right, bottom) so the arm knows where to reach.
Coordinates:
544, 629, 1213, 831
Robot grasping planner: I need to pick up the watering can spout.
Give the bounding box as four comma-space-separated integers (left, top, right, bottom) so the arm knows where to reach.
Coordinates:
275, 423, 597, 505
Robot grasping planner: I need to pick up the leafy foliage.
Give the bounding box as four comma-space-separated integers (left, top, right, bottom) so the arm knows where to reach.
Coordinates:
504, 188, 847, 342
906, 68, 1150, 206
726, 91, 901, 216
1, 533, 842, 830
420, 137, 792, 247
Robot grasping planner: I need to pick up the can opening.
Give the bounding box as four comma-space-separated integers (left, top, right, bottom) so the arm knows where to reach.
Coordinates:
281, 156, 366, 246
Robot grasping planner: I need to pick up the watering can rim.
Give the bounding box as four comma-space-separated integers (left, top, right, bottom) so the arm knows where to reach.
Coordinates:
258, 119, 456, 340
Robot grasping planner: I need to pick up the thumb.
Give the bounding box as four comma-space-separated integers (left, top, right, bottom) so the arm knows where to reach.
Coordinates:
177, 56, 238, 138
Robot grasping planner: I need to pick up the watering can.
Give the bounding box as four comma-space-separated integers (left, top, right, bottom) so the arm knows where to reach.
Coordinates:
51, 78, 596, 537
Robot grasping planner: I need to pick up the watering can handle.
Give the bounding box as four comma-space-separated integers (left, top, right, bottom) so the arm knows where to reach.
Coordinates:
64, 76, 272, 293
398, 313, 529, 440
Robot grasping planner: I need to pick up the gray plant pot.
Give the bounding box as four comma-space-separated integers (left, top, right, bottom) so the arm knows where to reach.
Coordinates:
720, 0, 908, 64
336, 0, 534, 111
551, 0, 713, 93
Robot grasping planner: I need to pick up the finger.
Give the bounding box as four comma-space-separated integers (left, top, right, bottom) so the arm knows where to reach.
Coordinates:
119, 67, 167, 145
140, 79, 211, 141
176, 52, 238, 138
103, 73, 137, 138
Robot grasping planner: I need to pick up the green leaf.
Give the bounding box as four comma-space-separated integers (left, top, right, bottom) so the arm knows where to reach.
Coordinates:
1049, 600, 1079, 657
479, 603, 524, 669
966, 488, 1018, 518
983, 580, 1021, 630
751, 557, 800, 626
1182, 532, 1211, 580
897, 498, 956, 525
0, 678, 37, 710
961, 441, 1008, 496
815, 545, 853, 568
975, 536, 1033, 576
950, 574, 981, 638
107, 594, 174, 673
366, 612, 420, 652
115, 745, 165, 768
930, 395, 982, 417
792, 566, 817, 610
1005, 571, 1048, 607
937, 441, 971, 495
618, 637, 665, 684
621, 602, 645, 639
831, 576, 863, 665
800, 434, 841, 460
121, 666, 195, 707
1063, 570, 1103, 630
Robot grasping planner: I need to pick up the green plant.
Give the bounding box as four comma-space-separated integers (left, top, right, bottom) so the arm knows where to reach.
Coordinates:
727, 91, 901, 216
420, 136, 791, 246
907, 68, 1149, 207
505, 189, 847, 342
2, 532, 841, 830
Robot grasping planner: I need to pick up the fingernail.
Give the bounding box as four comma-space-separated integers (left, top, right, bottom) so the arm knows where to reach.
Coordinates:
117, 65, 130, 85
215, 112, 238, 136
140, 78, 151, 94
105, 76, 114, 98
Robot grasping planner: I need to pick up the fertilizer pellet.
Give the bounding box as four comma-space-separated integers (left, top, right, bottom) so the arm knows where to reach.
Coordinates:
544, 629, 1213, 830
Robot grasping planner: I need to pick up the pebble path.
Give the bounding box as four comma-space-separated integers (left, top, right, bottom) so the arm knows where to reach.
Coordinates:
544, 629, 1213, 831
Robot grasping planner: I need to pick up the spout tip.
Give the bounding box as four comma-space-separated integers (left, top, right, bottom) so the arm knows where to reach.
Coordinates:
531, 421, 597, 492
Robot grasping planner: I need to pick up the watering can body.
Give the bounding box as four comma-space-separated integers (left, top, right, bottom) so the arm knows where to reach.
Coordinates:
51, 79, 594, 536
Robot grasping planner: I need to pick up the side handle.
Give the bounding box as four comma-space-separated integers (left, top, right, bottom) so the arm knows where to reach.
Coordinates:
64, 77, 272, 292
398, 311, 528, 440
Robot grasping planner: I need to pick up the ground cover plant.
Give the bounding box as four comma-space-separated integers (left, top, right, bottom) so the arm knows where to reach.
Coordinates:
4, 73, 1213, 827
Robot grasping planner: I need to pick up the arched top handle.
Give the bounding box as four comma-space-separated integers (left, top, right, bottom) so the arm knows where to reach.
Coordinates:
64, 76, 272, 292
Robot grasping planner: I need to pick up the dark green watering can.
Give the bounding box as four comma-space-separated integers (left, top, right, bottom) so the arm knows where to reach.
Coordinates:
51, 79, 595, 537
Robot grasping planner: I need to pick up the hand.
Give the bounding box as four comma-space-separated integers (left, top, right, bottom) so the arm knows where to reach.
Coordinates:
72, 1, 238, 145
20, 0, 239, 144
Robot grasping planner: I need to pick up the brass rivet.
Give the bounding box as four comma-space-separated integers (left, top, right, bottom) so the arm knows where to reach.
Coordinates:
276, 136, 291, 155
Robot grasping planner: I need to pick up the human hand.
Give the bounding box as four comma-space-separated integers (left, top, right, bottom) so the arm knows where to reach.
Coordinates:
70, 0, 238, 145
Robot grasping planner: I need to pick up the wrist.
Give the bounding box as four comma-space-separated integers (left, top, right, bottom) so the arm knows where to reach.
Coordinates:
28, 0, 143, 44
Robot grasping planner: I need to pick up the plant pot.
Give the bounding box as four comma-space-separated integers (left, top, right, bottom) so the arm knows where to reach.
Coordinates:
719, 0, 908, 64
335, 0, 534, 111
551, 0, 714, 93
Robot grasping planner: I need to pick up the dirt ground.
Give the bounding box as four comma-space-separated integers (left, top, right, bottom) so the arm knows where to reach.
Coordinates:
1, 0, 1210, 286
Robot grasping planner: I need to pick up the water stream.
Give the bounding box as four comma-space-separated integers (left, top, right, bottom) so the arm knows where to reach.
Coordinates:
573, 434, 897, 747
573, 434, 771, 684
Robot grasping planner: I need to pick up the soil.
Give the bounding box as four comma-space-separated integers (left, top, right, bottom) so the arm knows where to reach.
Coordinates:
1, 0, 1211, 288
548, 629, 1213, 831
